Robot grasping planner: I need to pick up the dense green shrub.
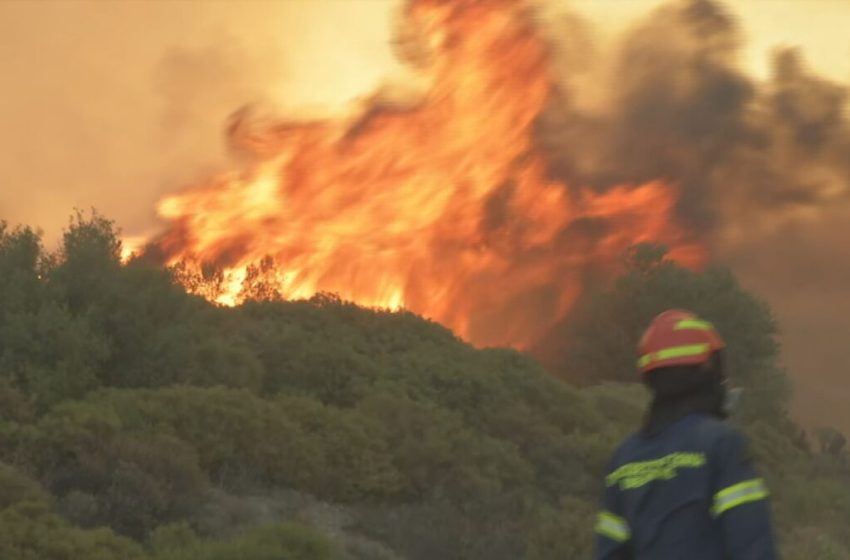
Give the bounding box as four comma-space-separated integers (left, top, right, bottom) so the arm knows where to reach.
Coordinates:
0, 215, 844, 558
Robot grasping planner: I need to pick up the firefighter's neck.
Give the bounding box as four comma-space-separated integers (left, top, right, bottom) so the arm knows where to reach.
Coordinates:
642, 390, 725, 437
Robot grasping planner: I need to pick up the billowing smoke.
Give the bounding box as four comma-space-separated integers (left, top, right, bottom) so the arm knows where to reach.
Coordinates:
536, 0, 850, 244
113, 0, 848, 430
533, 0, 850, 430
143, 0, 706, 350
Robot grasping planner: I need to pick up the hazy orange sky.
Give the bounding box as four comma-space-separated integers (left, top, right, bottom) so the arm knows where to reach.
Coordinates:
2, 0, 848, 242
2, 0, 849, 430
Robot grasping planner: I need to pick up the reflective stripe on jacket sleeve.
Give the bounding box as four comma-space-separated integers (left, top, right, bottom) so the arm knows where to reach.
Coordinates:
596, 511, 631, 542
712, 478, 769, 517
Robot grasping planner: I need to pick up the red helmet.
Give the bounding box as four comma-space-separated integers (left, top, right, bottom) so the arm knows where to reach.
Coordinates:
637, 309, 725, 375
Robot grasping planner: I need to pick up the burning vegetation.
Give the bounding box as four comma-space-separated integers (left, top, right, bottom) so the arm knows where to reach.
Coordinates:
144, 0, 705, 348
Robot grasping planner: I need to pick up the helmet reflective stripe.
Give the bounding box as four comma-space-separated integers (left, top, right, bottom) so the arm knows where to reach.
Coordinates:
674, 319, 715, 331
712, 479, 769, 517
638, 309, 725, 375
596, 511, 630, 542
637, 343, 710, 369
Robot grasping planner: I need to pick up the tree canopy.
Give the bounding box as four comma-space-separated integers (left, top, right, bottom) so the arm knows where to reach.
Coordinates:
0, 213, 844, 559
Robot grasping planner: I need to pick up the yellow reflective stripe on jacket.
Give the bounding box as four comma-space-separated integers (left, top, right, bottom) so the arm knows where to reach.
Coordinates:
637, 343, 710, 369
712, 478, 769, 517
606, 452, 706, 490
596, 511, 630, 542
674, 319, 715, 331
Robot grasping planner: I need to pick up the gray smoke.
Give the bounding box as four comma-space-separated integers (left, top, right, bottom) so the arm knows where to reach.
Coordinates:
536, 0, 850, 242
534, 0, 850, 431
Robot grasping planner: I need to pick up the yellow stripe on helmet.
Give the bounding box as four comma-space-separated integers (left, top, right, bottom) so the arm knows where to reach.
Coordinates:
638, 343, 710, 369
674, 319, 715, 331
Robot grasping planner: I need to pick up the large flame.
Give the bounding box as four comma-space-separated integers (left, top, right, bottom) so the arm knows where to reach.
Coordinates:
149, 0, 704, 348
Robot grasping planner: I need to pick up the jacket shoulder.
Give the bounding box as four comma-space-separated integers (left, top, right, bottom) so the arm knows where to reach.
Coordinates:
690, 415, 738, 438
606, 416, 746, 470
689, 415, 749, 455
606, 431, 643, 468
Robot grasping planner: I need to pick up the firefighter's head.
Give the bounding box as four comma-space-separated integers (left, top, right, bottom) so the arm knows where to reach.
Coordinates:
638, 309, 725, 375
638, 309, 739, 416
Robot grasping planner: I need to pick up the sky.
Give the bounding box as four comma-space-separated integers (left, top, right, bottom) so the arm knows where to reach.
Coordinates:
2, 0, 849, 243
0, 0, 403, 242
569, 0, 850, 82
1, 0, 849, 430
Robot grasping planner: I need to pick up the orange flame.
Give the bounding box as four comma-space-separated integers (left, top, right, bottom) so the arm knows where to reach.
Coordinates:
150, 0, 705, 348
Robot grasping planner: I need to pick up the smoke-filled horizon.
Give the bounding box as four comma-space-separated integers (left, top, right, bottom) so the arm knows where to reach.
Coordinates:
1, 0, 849, 432
535, 0, 850, 432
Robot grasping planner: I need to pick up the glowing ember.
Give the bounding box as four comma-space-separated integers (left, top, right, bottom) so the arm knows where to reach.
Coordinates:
149, 0, 704, 348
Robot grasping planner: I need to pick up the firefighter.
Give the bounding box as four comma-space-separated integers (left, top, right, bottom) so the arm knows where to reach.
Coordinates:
595, 309, 777, 559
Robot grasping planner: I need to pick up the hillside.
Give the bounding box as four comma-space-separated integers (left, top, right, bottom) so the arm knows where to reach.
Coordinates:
0, 213, 847, 559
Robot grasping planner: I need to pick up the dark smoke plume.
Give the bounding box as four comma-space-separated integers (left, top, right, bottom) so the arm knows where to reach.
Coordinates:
534, 0, 850, 431
536, 0, 850, 242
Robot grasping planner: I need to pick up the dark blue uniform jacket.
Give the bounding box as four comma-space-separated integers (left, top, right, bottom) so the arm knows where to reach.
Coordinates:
595, 414, 777, 560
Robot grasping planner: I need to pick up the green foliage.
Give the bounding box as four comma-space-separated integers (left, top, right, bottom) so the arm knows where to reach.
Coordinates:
0, 462, 49, 509
152, 522, 336, 560
0, 501, 146, 560
554, 243, 791, 419
48, 209, 123, 314
525, 496, 595, 559
0, 221, 43, 311
0, 215, 846, 558
782, 528, 850, 560
815, 427, 848, 461
0, 220, 108, 408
